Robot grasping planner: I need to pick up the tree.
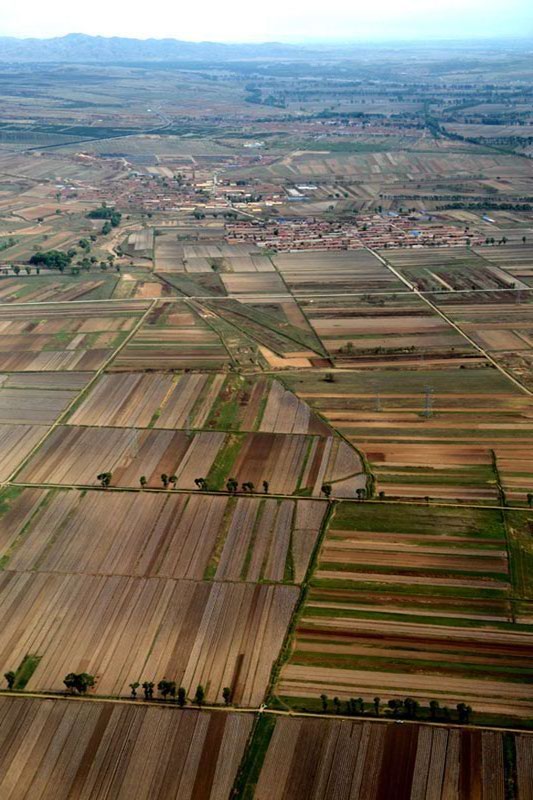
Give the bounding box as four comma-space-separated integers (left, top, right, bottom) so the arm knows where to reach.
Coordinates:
522, 236, 527, 245
142, 681, 154, 700
457, 703, 472, 724
404, 697, 419, 719
262, 480, 270, 494
321, 483, 332, 499
4, 671, 15, 690
527, 492, 533, 508
13, 265, 20, 276
194, 477, 207, 491
242, 481, 255, 493
356, 487, 366, 501
387, 699, 403, 718
158, 680, 176, 700
373, 697, 380, 716
161, 473, 169, 489
29, 250, 72, 271
129, 682, 140, 698
333, 697, 341, 714
194, 685, 205, 706
324, 372, 335, 383
222, 687, 232, 706
378, 491, 386, 500
226, 478, 238, 494
320, 693, 329, 712
63, 672, 95, 694
429, 700, 440, 720
177, 687, 187, 708
169, 475, 177, 489
139, 476, 147, 489
97, 472, 112, 488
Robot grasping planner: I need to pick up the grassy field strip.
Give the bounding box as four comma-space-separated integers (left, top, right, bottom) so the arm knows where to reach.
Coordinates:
370, 247, 532, 396
2, 299, 157, 485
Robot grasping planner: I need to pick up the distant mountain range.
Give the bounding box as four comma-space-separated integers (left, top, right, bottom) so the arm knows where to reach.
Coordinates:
0, 33, 306, 62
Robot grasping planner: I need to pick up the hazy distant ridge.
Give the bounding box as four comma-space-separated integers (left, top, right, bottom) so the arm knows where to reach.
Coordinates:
0, 33, 304, 61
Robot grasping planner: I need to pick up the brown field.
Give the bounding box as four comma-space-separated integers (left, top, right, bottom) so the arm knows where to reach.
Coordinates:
0, 696, 252, 800
0, 301, 147, 371
2, 489, 325, 584
379, 247, 521, 293
272, 250, 403, 296
283, 366, 532, 502
19, 423, 365, 497
0, 572, 297, 703
0, 424, 47, 480
430, 292, 533, 392
300, 293, 477, 362
112, 301, 230, 370
18, 426, 226, 489
253, 716, 532, 800
68, 372, 331, 435
0, 387, 76, 424
228, 432, 365, 497
0, 278, 107, 304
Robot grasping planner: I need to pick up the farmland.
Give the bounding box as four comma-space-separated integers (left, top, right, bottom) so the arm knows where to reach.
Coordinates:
0, 42, 531, 797
67, 372, 331, 434
0, 696, 252, 800
246, 715, 533, 800
282, 365, 533, 503
275, 502, 533, 720
0, 300, 148, 371
0, 488, 326, 584
18, 424, 365, 496
0, 572, 297, 703
112, 300, 231, 371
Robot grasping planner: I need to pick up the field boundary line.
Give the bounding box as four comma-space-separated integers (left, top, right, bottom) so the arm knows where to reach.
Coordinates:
1, 690, 532, 735
1, 285, 532, 310
369, 248, 532, 397
5, 482, 533, 512
3, 299, 157, 485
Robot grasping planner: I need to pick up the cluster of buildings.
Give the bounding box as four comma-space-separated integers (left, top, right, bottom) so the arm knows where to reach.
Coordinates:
225, 213, 485, 251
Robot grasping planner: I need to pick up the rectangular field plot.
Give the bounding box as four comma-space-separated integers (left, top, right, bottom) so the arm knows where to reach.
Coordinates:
226, 432, 365, 497
19, 426, 226, 490
0, 385, 78, 425
0, 276, 110, 304
283, 367, 532, 502
300, 293, 479, 363
3, 489, 325, 584
430, 292, 533, 393
272, 249, 404, 296
0, 696, 252, 800
0, 573, 297, 703
473, 243, 533, 287
112, 300, 230, 370
0, 300, 148, 371
379, 246, 520, 292
0, 424, 46, 480
277, 503, 533, 720
67, 372, 330, 435
250, 716, 531, 800
19, 426, 366, 497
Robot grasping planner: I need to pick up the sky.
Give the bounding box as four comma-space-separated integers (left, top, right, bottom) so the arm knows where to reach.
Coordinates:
1, 0, 532, 42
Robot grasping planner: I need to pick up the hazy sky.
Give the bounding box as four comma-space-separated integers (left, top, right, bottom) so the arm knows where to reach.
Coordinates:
2, 0, 532, 41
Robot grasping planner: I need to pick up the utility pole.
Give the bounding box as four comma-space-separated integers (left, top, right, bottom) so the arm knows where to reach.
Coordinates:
423, 385, 434, 419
